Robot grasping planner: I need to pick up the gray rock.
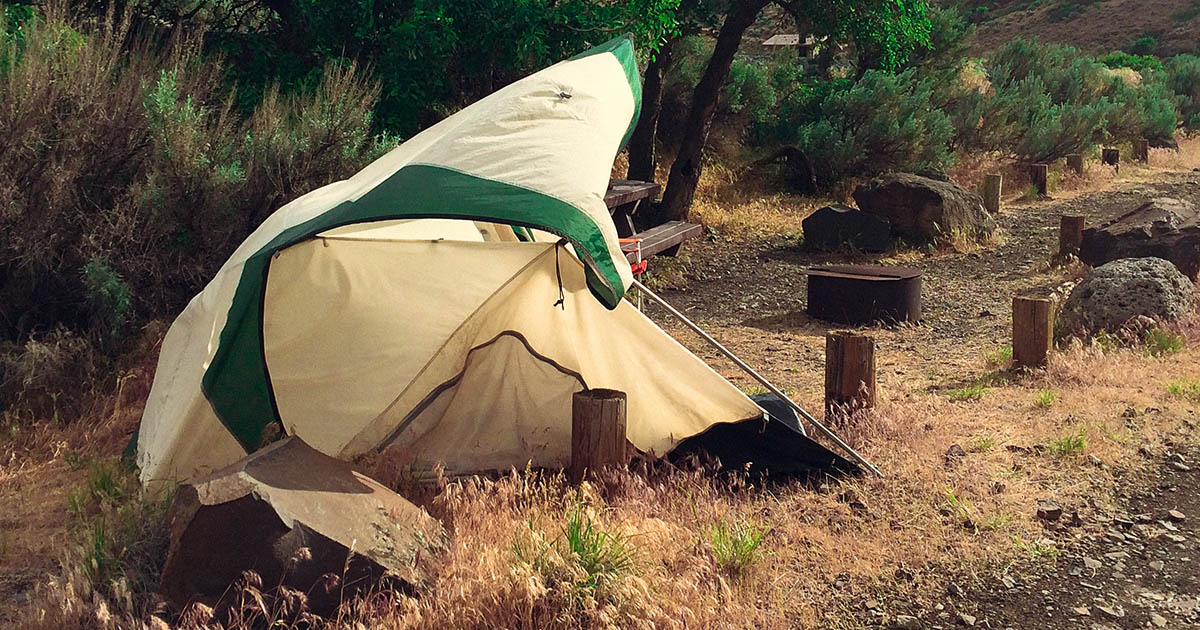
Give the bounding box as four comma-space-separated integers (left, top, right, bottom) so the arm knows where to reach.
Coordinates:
159, 436, 446, 616
802, 204, 893, 252
1057, 257, 1196, 338
890, 614, 922, 630
1037, 500, 1064, 521
852, 173, 996, 241
1079, 198, 1200, 279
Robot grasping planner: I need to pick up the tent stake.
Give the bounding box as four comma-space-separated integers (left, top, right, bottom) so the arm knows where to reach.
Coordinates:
631, 279, 884, 478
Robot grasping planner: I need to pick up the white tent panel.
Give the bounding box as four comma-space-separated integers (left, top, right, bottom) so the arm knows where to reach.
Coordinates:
263, 239, 549, 455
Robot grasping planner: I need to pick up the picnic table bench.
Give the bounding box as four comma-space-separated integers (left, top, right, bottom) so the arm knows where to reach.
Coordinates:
604, 179, 704, 265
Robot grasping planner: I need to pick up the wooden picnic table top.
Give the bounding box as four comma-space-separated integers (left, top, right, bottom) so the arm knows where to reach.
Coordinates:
605, 179, 661, 209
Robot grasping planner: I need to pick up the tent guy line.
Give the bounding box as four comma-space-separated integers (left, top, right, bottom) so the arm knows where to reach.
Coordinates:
631, 278, 885, 478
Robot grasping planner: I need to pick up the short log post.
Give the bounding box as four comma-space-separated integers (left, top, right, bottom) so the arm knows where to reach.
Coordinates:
1058, 215, 1085, 257
824, 332, 876, 421
983, 173, 1002, 214
1012, 297, 1054, 369
1066, 153, 1083, 174
1133, 138, 1149, 163
570, 389, 628, 483
1029, 163, 1049, 197
1102, 148, 1120, 171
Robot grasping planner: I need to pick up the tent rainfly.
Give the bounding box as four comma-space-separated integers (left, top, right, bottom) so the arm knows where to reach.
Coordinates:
136, 36, 850, 485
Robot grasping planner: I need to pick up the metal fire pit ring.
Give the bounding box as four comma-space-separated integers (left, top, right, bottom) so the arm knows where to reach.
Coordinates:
806, 264, 922, 325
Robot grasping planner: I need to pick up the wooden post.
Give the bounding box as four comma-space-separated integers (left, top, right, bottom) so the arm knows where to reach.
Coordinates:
1012, 297, 1054, 369
1066, 154, 1083, 174
1029, 163, 1049, 197
1058, 215, 1085, 257
1133, 138, 1149, 163
983, 173, 1002, 214
1102, 148, 1120, 172
824, 332, 876, 420
570, 389, 628, 483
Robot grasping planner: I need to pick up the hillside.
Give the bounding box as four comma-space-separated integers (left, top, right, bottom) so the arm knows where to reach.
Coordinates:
970, 0, 1200, 56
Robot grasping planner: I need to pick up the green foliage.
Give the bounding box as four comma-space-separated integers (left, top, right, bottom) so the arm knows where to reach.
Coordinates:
81, 259, 132, 352
710, 517, 768, 576
0, 9, 392, 353
1166, 378, 1200, 400
966, 435, 997, 452
1166, 54, 1200, 128
985, 345, 1013, 366
563, 506, 634, 590
1033, 389, 1058, 408
1130, 36, 1159, 56
779, 69, 953, 185
1047, 427, 1087, 456
1098, 51, 1164, 73
1172, 0, 1200, 22
1143, 327, 1184, 356
189, 0, 681, 135
947, 383, 988, 401
66, 458, 173, 612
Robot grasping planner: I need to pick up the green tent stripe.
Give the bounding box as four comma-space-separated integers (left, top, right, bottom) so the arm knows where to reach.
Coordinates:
570, 34, 642, 149
202, 164, 628, 452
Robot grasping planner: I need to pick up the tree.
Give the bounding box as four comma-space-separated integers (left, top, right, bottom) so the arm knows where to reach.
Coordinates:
656, 0, 932, 221
116, 0, 682, 135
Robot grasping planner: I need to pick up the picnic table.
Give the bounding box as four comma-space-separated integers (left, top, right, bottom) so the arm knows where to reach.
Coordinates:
604, 179, 703, 264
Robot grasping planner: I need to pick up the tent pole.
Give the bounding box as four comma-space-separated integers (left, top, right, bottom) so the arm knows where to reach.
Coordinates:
631, 279, 884, 478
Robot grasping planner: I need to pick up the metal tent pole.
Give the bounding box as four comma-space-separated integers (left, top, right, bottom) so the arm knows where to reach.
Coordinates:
631, 278, 884, 478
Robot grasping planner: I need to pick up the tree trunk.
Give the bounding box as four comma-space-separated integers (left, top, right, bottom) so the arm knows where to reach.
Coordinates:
626, 38, 675, 183
658, 0, 769, 222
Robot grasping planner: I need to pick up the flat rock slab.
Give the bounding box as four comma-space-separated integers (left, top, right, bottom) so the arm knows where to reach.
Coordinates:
852, 173, 996, 241
801, 204, 891, 252
1080, 197, 1200, 279
160, 436, 445, 615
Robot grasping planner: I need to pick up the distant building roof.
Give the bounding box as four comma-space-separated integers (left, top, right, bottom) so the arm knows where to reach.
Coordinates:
762, 34, 800, 46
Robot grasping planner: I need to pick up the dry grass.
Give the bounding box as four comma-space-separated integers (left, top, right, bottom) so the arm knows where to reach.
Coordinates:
10, 331, 1199, 629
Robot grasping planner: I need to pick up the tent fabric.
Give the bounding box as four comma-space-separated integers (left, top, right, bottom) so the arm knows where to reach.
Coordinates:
136, 37, 765, 485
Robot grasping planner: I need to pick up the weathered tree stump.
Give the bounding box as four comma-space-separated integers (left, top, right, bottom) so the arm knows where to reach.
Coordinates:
1133, 138, 1150, 163
1029, 163, 1049, 197
983, 173, 1002, 214
824, 332, 876, 421
1066, 154, 1083, 174
1102, 148, 1120, 171
570, 389, 628, 483
1059, 215, 1085, 257
1012, 297, 1054, 369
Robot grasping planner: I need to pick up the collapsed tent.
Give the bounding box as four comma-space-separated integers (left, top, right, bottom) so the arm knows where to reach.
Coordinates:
136, 37, 848, 484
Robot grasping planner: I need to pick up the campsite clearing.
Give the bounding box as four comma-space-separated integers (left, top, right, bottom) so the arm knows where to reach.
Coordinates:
4, 158, 1200, 628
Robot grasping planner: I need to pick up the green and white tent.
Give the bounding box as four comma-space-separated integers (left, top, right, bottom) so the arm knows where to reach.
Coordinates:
136, 37, 769, 484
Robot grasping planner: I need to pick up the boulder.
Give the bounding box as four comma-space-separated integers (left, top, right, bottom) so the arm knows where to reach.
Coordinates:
1079, 198, 1200, 279
1057, 257, 1196, 338
852, 173, 996, 241
801, 204, 892, 252
159, 436, 446, 616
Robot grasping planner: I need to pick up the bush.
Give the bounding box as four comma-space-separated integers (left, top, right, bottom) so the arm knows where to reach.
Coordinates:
0, 7, 392, 355
778, 69, 953, 185
1130, 36, 1159, 56
1098, 51, 1164, 73
1166, 54, 1200, 128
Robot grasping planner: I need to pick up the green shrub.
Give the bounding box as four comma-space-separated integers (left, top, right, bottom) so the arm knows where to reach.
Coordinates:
0, 8, 391, 357
1098, 51, 1164, 73
1130, 36, 1159, 56
1033, 389, 1058, 408
785, 69, 953, 185
1166, 54, 1200, 128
